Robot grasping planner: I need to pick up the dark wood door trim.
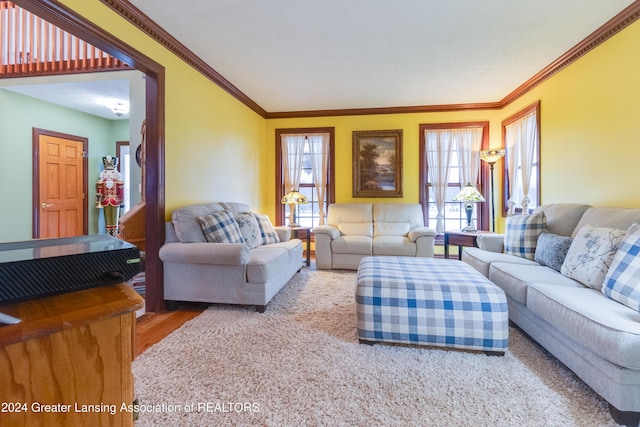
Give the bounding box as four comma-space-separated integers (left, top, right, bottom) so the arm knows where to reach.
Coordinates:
16, 0, 166, 313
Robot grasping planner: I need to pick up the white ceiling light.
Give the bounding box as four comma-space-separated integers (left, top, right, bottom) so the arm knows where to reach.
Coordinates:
110, 102, 129, 117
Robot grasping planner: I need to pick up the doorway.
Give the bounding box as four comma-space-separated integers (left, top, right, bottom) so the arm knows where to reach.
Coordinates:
15, 0, 165, 313
32, 128, 88, 238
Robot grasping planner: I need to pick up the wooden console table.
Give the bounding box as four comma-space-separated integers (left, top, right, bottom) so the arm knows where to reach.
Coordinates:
0, 283, 143, 427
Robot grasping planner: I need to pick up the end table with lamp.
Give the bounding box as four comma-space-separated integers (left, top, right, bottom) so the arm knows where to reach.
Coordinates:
282, 189, 311, 266
447, 183, 487, 259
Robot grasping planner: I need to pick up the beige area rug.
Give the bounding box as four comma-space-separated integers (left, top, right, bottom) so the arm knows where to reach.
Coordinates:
132, 266, 617, 427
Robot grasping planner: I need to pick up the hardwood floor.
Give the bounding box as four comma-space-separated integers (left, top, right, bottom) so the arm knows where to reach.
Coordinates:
135, 303, 206, 356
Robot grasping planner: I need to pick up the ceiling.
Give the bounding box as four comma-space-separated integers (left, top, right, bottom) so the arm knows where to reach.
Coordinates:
126, 0, 635, 113
0, 1, 635, 117
0, 71, 135, 120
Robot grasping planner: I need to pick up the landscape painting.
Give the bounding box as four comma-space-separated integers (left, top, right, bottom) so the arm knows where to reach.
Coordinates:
352, 129, 403, 198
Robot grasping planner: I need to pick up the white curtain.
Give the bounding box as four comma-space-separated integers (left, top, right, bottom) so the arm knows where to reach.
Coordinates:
308, 133, 330, 225
426, 130, 454, 234
456, 128, 483, 187
281, 135, 306, 194
505, 111, 538, 215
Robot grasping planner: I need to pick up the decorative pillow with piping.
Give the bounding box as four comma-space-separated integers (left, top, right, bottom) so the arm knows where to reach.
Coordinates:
602, 223, 640, 312
504, 212, 546, 260
235, 212, 262, 249
198, 211, 245, 244
254, 213, 280, 245
560, 225, 626, 290
534, 232, 573, 272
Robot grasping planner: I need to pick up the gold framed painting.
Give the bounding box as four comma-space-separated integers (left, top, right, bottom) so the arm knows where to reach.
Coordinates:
352, 129, 403, 198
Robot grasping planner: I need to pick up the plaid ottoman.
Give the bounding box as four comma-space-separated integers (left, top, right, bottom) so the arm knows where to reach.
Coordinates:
355, 256, 509, 354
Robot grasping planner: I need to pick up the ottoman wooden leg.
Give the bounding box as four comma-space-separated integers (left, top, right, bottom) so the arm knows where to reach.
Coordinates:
485, 351, 505, 357
359, 339, 376, 346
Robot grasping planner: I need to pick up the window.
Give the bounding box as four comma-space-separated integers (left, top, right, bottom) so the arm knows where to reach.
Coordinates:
419, 123, 489, 233
276, 128, 335, 228
502, 101, 540, 215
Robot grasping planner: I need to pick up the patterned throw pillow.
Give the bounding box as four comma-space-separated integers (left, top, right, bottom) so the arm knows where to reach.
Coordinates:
534, 232, 573, 272
504, 212, 546, 260
602, 224, 640, 312
560, 225, 626, 290
197, 210, 245, 244
253, 213, 280, 245
235, 212, 262, 249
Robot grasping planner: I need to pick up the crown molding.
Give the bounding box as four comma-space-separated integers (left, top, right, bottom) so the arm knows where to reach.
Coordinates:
499, 0, 640, 107
100, 0, 267, 118
103, 0, 640, 119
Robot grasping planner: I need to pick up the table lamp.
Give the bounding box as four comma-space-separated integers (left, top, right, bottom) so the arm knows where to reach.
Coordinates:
453, 183, 485, 232
281, 190, 308, 227
479, 149, 506, 232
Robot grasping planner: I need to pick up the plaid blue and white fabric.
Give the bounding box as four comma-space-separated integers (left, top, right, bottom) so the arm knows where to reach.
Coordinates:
198, 210, 245, 244
504, 212, 546, 260
254, 213, 280, 245
602, 223, 640, 312
356, 256, 508, 352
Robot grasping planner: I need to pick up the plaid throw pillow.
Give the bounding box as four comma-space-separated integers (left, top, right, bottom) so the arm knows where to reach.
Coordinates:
198, 210, 245, 244
504, 212, 546, 260
253, 213, 280, 245
602, 223, 640, 312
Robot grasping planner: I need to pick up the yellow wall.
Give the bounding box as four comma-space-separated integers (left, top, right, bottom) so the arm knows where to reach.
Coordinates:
60, 0, 268, 219
60, 1, 640, 229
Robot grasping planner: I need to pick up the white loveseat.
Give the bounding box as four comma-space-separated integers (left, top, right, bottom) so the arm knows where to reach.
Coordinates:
159, 202, 303, 313
313, 203, 436, 270
462, 203, 640, 426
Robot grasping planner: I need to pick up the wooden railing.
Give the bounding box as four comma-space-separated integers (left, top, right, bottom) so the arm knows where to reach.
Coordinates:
0, 1, 128, 77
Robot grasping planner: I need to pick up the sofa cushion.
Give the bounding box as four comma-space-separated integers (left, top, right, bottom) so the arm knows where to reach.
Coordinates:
572, 206, 640, 238
373, 236, 416, 256
462, 247, 539, 278
172, 202, 223, 243
254, 214, 280, 245
247, 246, 290, 284
489, 262, 583, 306
235, 212, 262, 249
527, 284, 640, 370
338, 222, 373, 237
504, 212, 546, 260
534, 203, 590, 237
560, 225, 626, 290
331, 236, 372, 255
534, 232, 573, 272
374, 222, 410, 237
602, 223, 640, 312
373, 203, 424, 230
198, 211, 245, 244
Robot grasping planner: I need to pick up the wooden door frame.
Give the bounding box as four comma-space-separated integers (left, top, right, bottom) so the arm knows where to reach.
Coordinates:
32, 128, 89, 238
16, 0, 166, 313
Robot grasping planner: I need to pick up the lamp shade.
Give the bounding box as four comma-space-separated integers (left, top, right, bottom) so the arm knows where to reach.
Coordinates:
453, 184, 485, 203
479, 149, 506, 164
281, 190, 308, 205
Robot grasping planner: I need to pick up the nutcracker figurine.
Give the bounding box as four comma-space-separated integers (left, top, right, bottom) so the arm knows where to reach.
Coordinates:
96, 155, 125, 236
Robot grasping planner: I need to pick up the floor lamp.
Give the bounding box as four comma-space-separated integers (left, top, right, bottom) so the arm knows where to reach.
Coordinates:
480, 149, 506, 232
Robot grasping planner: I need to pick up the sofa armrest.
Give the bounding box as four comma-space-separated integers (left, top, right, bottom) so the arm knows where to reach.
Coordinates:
476, 234, 504, 253
274, 226, 291, 242
408, 226, 437, 242
159, 242, 250, 266
312, 225, 340, 240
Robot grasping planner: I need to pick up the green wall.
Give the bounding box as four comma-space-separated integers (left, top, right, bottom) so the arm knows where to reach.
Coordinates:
0, 89, 127, 241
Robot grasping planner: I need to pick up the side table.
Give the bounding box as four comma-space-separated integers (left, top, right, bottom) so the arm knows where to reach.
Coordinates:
290, 226, 311, 266
444, 230, 493, 259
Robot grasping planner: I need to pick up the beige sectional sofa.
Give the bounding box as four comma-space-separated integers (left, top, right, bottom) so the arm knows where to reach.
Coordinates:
159, 202, 303, 313
313, 203, 436, 270
462, 203, 640, 426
